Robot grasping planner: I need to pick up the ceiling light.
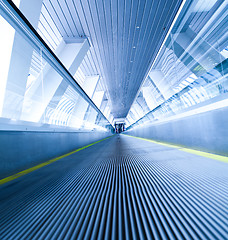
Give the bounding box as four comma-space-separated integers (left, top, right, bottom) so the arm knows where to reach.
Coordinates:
133, 46, 136, 49
136, 26, 140, 29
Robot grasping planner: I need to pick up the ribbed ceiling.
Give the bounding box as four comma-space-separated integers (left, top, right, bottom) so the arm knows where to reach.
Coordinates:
42, 0, 183, 118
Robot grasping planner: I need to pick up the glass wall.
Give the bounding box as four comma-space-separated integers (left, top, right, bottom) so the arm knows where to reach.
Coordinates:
126, 0, 228, 129
0, 4, 113, 132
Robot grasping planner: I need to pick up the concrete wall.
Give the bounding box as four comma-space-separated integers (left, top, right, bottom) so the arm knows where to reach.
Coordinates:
125, 106, 228, 157
0, 129, 112, 178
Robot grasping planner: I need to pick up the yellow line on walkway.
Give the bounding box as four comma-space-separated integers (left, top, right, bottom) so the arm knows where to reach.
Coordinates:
0, 136, 113, 185
180, 148, 228, 163
125, 135, 228, 163
125, 135, 181, 149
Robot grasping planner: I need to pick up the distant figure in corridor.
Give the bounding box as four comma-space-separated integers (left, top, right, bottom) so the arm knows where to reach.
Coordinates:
115, 123, 125, 134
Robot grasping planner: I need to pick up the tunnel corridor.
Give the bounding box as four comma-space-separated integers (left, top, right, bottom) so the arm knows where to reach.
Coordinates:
0, 0, 228, 239
0, 135, 227, 240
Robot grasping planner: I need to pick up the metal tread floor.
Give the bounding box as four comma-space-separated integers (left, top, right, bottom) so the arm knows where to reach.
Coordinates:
0, 135, 227, 240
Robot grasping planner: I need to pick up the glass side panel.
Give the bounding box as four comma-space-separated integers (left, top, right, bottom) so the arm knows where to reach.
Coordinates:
126, 0, 228, 129
0, 15, 112, 132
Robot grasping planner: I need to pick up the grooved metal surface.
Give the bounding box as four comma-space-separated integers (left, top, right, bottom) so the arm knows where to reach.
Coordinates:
0, 135, 227, 239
